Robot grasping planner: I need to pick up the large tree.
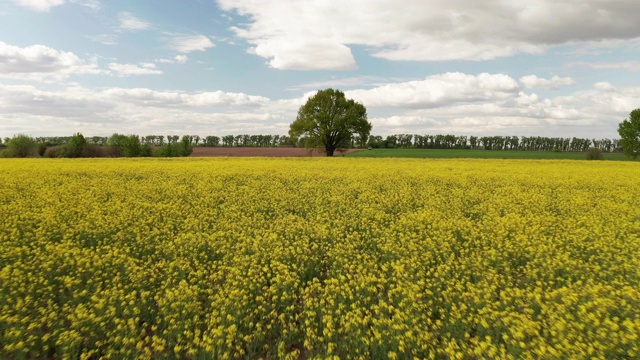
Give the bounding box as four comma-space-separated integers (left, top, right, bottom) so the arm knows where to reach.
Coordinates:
5, 134, 37, 158
289, 88, 371, 156
618, 108, 640, 159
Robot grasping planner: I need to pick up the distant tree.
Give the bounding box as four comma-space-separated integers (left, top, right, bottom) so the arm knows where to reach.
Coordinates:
180, 135, 193, 156
289, 88, 371, 156
204, 136, 220, 147
106, 133, 128, 157
618, 108, 640, 159
122, 135, 143, 157
5, 134, 38, 157
167, 135, 179, 144
64, 133, 87, 158
37, 138, 48, 157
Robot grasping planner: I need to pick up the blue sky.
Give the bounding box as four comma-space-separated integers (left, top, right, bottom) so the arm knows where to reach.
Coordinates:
1, 0, 639, 139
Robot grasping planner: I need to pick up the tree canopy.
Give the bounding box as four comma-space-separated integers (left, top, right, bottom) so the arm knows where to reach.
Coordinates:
5, 134, 37, 158
618, 108, 640, 159
289, 88, 371, 156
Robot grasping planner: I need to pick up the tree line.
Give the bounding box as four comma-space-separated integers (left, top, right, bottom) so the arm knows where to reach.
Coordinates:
365, 134, 622, 152
2, 133, 621, 153
0, 133, 193, 158
0, 134, 297, 148
0, 132, 626, 158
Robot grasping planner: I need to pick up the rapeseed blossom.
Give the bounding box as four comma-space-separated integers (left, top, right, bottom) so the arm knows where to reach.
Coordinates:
0, 157, 639, 359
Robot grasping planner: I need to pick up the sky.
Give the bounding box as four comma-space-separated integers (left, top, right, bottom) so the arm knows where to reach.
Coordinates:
1, 0, 639, 139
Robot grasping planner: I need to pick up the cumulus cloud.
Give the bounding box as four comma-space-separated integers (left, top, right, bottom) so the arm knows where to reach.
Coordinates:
0, 41, 101, 80
250, 38, 355, 70
0, 84, 114, 118
0, 84, 277, 136
346, 73, 519, 108
519, 75, 575, 90
108, 63, 163, 77
166, 34, 215, 53
0, 71, 636, 138
100, 88, 270, 107
118, 11, 150, 31
593, 82, 617, 92
218, 0, 640, 69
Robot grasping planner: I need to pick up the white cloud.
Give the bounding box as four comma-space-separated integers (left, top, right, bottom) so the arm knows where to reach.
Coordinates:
166, 35, 215, 53
250, 38, 356, 70
72, 0, 99, 10
346, 73, 519, 108
580, 60, 640, 72
0, 84, 277, 136
290, 76, 395, 90
108, 62, 163, 77
519, 75, 575, 90
593, 82, 617, 92
12, 0, 99, 11
157, 55, 188, 64
0, 41, 101, 80
101, 88, 269, 107
218, 0, 640, 69
0, 84, 114, 118
0, 72, 636, 138
118, 11, 150, 31
12, 0, 65, 11
371, 115, 439, 127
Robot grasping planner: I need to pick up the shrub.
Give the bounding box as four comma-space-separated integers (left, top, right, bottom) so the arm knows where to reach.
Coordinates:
5, 134, 38, 158
82, 144, 108, 157
62, 133, 88, 158
51, 133, 106, 158
586, 147, 603, 160
43, 146, 61, 158
106, 133, 127, 157
140, 144, 153, 157
154, 143, 178, 157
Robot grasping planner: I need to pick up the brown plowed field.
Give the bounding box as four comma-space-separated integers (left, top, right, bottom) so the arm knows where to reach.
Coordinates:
191, 147, 363, 157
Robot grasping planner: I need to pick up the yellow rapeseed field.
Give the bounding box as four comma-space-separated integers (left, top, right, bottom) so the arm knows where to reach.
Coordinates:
1, 157, 639, 359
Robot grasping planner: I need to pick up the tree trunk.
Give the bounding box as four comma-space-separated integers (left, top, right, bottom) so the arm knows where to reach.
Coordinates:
326, 147, 335, 156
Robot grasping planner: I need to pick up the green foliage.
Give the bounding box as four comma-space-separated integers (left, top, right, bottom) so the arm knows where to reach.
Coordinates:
37, 142, 47, 157
154, 144, 177, 157
180, 135, 193, 156
586, 147, 603, 160
52, 133, 108, 158
122, 135, 142, 157
289, 88, 371, 156
106, 133, 128, 157
105, 134, 148, 157
140, 144, 153, 157
5, 134, 38, 158
585, 147, 602, 161
154, 136, 192, 157
63, 133, 88, 158
618, 108, 640, 159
